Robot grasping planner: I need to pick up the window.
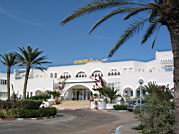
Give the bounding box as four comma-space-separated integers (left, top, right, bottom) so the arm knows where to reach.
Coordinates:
108, 69, 120, 76
0, 79, 7, 85
76, 71, 87, 78
129, 68, 133, 73
0, 92, 7, 98
50, 73, 53, 78
123, 68, 127, 73
27, 92, 29, 98
30, 92, 33, 97
149, 69, 152, 72
91, 70, 103, 77
60, 72, 71, 79
54, 73, 57, 78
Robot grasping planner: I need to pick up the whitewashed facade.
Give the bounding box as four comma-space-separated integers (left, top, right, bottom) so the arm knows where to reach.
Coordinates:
0, 51, 174, 100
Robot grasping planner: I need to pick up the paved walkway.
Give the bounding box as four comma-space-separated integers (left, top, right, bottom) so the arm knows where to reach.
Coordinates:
0, 109, 139, 134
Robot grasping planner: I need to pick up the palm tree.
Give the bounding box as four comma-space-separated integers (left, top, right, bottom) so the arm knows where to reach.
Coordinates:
61, 0, 179, 131
100, 87, 120, 103
15, 46, 50, 99
0, 53, 17, 101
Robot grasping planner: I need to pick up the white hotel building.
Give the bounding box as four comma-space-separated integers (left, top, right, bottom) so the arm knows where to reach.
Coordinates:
0, 51, 174, 100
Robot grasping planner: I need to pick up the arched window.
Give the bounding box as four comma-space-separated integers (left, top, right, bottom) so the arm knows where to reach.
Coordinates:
35, 90, 43, 96
60, 72, 71, 79
76, 71, 87, 78
123, 88, 133, 97
108, 69, 120, 76
91, 70, 103, 77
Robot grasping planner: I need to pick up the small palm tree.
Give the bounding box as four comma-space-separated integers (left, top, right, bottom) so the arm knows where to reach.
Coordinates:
15, 46, 50, 99
0, 53, 17, 100
100, 87, 120, 103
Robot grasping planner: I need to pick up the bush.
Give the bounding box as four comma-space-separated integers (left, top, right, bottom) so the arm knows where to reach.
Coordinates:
49, 91, 60, 98
39, 108, 57, 117
0, 107, 57, 118
0, 100, 16, 110
139, 82, 175, 134
0, 100, 42, 110
113, 104, 127, 110
29, 95, 51, 101
16, 100, 42, 110
0, 110, 5, 118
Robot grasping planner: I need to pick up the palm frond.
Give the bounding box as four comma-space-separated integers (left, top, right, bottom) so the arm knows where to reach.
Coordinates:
141, 21, 159, 44
0, 53, 17, 67
149, 9, 159, 23
89, 7, 150, 34
124, 7, 152, 20
155, 0, 163, 4
61, 0, 145, 25
151, 25, 161, 48
108, 18, 148, 57
89, 8, 128, 34
16, 46, 50, 71
34, 66, 47, 72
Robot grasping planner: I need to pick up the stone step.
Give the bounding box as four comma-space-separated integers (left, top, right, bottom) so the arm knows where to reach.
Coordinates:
53, 100, 90, 110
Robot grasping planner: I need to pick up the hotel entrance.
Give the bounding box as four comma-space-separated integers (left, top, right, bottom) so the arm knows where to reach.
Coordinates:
64, 85, 92, 100
72, 89, 92, 100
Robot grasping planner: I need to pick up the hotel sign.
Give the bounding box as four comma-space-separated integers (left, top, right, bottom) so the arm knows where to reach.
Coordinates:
74, 59, 103, 65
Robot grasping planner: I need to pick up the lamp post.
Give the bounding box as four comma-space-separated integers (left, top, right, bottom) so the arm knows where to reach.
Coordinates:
138, 79, 144, 112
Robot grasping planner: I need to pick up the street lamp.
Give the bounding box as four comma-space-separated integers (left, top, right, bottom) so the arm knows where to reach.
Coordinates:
138, 79, 144, 111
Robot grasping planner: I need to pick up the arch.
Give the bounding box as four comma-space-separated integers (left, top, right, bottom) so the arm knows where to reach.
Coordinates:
108, 69, 120, 76
91, 70, 103, 77
44, 90, 51, 95
123, 87, 133, 97
35, 90, 43, 96
76, 71, 87, 78
136, 86, 146, 97
63, 84, 93, 100
60, 72, 71, 79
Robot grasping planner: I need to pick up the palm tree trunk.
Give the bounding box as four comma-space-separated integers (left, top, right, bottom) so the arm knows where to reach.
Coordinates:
169, 25, 179, 133
7, 67, 11, 101
172, 36, 179, 134
23, 66, 30, 99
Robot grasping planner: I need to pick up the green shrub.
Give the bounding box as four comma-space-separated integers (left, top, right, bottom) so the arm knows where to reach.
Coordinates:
49, 91, 60, 98
17, 109, 40, 118
0, 110, 5, 118
29, 95, 51, 101
16, 100, 42, 110
113, 104, 127, 110
139, 82, 175, 134
39, 107, 57, 117
5, 109, 18, 118
0, 100, 42, 110
0, 107, 57, 118
0, 100, 16, 110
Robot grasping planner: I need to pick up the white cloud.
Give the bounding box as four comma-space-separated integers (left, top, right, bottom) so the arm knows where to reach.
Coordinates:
0, 6, 42, 27
0, 7, 17, 20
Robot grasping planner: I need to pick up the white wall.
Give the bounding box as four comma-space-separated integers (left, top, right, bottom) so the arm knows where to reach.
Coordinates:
0, 51, 174, 100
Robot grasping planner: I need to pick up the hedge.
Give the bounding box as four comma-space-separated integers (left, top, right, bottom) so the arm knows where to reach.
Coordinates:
0, 107, 57, 118
16, 100, 42, 110
29, 95, 51, 101
0, 100, 16, 110
113, 105, 127, 110
0, 100, 42, 110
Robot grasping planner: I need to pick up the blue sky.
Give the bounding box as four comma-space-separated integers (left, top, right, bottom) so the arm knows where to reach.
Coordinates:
0, 0, 171, 72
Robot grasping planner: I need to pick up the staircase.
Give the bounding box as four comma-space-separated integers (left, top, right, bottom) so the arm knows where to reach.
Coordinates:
53, 100, 90, 110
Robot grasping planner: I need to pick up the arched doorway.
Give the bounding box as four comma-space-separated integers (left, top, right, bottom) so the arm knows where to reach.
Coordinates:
64, 85, 92, 100
136, 86, 146, 97
123, 87, 133, 97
